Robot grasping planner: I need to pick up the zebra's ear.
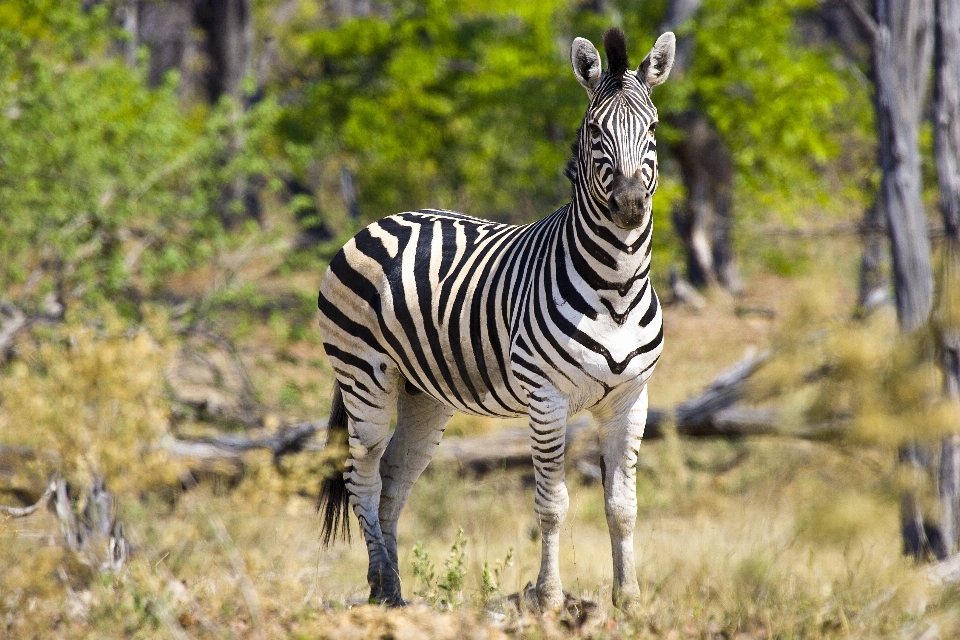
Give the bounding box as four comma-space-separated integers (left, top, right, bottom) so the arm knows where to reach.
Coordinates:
571, 37, 603, 95
639, 32, 676, 87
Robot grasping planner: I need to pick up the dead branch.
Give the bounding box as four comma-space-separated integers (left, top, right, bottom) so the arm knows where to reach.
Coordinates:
1, 475, 129, 573
434, 415, 593, 474
644, 406, 779, 439
668, 266, 706, 310
0, 301, 28, 358
674, 350, 771, 428
925, 552, 960, 585
0, 477, 55, 517
167, 326, 266, 429
164, 420, 326, 463
161, 352, 780, 478
836, 0, 880, 42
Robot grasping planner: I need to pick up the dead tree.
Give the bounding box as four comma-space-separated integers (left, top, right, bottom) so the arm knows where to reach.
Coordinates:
819, 0, 892, 312
660, 0, 741, 293
841, 0, 935, 332
933, 0, 960, 558
842, 0, 943, 560
0, 476, 129, 575
121, 0, 259, 227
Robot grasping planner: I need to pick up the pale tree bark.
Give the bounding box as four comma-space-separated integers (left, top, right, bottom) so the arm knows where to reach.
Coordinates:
872, 0, 935, 332
136, 0, 200, 92
858, 199, 891, 312
933, 0, 960, 557
841, 0, 937, 559
661, 0, 742, 293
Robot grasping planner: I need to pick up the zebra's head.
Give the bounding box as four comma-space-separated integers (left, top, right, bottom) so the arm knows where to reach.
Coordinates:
569, 29, 675, 230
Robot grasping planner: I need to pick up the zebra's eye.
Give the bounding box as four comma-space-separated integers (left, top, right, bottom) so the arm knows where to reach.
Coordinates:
587, 122, 602, 139
648, 121, 658, 136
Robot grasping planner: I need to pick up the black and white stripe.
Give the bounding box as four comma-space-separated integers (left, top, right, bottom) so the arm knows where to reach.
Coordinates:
317, 28, 675, 610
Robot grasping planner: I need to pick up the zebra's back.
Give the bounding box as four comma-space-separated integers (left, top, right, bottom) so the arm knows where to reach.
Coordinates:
318, 208, 549, 417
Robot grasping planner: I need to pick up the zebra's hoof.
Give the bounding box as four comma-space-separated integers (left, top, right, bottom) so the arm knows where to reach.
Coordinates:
611, 585, 641, 613
535, 583, 564, 612
368, 581, 405, 608
368, 590, 406, 607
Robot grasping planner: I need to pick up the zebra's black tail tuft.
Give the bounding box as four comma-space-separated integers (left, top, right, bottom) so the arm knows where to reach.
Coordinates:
318, 382, 351, 546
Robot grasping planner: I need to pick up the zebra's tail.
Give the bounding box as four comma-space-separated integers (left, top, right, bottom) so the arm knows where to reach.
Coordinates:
318, 382, 351, 546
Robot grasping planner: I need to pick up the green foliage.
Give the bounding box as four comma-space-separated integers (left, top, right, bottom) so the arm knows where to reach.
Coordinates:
279, 0, 585, 226
640, 0, 874, 212
0, 0, 284, 310
411, 528, 471, 609
693, 1, 851, 178
479, 546, 513, 605
412, 540, 438, 600
438, 527, 468, 608
274, 0, 872, 271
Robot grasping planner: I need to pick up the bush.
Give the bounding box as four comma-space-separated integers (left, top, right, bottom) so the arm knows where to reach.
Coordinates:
0, 307, 182, 496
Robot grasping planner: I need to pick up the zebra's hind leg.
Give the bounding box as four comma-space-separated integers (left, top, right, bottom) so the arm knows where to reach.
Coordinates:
338, 380, 403, 606
593, 385, 648, 611
378, 383, 454, 579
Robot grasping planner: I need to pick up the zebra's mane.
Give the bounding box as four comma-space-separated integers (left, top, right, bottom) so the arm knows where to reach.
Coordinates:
604, 28, 629, 79
564, 124, 583, 187
564, 28, 631, 187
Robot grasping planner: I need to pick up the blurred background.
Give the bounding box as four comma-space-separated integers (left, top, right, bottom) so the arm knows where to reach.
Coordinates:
1, 0, 959, 638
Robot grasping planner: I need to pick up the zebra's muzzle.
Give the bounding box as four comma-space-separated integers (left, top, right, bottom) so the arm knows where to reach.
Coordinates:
608, 173, 650, 229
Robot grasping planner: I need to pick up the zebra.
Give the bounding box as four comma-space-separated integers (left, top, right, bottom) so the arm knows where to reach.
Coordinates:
316, 27, 675, 610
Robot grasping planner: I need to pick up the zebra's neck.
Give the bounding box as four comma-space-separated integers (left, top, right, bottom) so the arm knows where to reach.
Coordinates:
563, 184, 653, 299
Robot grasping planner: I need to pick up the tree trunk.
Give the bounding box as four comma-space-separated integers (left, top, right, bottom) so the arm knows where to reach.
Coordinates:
934, 0, 960, 246
195, 0, 253, 104
873, 0, 935, 333
871, 0, 941, 560
819, 1, 893, 313
933, 0, 960, 558
136, 0, 199, 92
130, 0, 259, 227
193, 0, 259, 228
662, 0, 742, 293
841, 0, 937, 559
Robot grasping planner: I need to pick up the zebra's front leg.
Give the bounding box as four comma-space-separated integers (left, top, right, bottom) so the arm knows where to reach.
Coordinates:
527, 389, 570, 611
341, 389, 402, 606
593, 385, 648, 611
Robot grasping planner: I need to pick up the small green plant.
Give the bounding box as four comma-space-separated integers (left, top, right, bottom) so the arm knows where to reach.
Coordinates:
437, 528, 468, 609
411, 541, 437, 601
411, 529, 472, 609
480, 547, 514, 606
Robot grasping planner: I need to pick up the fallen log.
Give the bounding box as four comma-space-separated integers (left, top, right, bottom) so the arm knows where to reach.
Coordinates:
160, 352, 781, 476
434, 415, 594, 474
434, 351, 779, 474
925, 552, 960, 586
164, 419, 326, 462
674, 350, 770, 427
0, 477, 55, 517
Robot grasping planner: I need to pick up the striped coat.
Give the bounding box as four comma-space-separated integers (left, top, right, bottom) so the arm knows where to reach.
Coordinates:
317, 27, 676, 611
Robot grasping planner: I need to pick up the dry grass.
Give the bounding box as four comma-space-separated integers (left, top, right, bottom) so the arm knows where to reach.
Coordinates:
4, 234, 960, 638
